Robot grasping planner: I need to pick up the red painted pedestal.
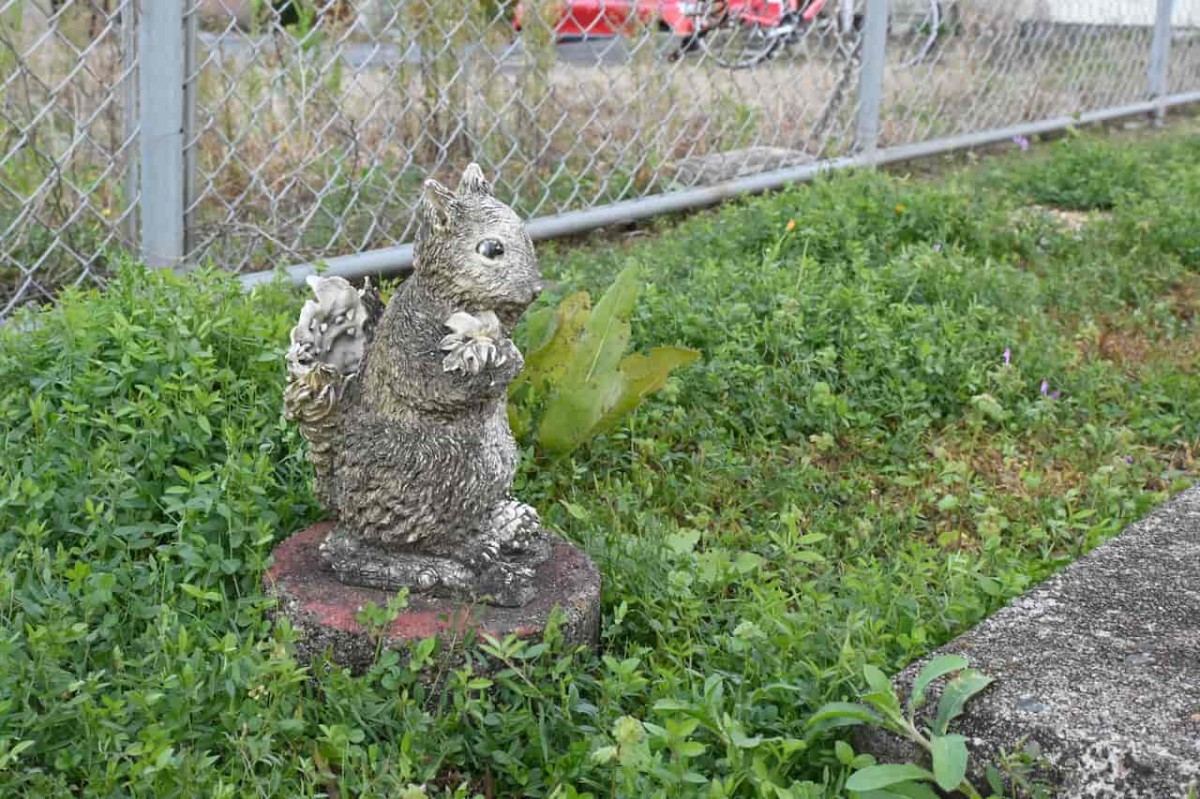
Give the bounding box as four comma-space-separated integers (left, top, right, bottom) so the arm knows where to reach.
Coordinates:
264, 521, 602, 672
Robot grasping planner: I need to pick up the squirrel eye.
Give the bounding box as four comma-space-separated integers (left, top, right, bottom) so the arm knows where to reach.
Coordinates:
476, 239, 504, 259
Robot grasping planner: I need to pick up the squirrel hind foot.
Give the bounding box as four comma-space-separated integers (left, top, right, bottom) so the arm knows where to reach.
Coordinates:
318, 523, 550, 608
319, 528, 474, 595
467, 500, 550, 569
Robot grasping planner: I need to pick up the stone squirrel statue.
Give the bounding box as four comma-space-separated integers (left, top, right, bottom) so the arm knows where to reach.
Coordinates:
284, 164, 550, 607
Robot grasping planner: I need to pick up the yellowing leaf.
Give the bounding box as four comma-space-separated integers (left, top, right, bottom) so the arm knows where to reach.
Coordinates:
595, 346, 701, 433
520, 291, 591, 391
509, 268, 697, 457
507, 399, 532, 441
536, 378, 624, 455
520, 306, 558, 357
563, 265, 639, 388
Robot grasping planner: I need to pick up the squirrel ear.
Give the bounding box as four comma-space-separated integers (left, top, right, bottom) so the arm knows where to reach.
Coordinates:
457, 163, 494, 198
421, 179, 457, 231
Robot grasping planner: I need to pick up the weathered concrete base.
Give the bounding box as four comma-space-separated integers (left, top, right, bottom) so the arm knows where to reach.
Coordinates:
265, 521, 602, 673
858, 486, 1200, 799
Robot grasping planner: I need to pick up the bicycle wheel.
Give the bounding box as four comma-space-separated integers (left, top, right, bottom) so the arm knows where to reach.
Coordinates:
700, 2, 782, 69
773, 0, 857, 66
902, 0, 942, 66
778, 6, 840, 64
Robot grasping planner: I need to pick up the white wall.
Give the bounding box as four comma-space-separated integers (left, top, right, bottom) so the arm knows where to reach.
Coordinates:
1002, 0, 1200, 27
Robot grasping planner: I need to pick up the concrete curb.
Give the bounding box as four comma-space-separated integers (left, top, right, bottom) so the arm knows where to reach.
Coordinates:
856, 486, 1200, 798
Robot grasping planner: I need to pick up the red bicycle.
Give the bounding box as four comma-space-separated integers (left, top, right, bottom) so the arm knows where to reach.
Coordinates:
514, 0, 944, 70
671, 0, 837, 69
674, 0, 945, 68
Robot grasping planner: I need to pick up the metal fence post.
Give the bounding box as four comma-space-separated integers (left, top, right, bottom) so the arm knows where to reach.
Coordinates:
856, 0, 888, 158
138, 0, 185, 268
122, 1, 139, 246
183, 3, 199, 261
1148, 0, 1175, 126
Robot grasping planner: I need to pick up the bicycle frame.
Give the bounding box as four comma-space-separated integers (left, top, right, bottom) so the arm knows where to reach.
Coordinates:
685, 0, 828, 34
513, 0, 830, 40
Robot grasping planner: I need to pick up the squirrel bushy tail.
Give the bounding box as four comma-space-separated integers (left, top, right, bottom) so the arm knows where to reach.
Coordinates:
284, 276, 381, 508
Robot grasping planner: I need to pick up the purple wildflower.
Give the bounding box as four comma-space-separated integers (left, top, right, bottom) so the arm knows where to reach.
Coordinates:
1051, 390, 1061, 400
1040, 379, 1049, 396
1125, 455, 1134, 464
1003, 347, 1011, 366
1014, 135, 1030, 151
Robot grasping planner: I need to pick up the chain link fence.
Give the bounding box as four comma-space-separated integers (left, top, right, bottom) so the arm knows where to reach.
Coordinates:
0, 0, 137, 315
3, 0, 1200, 316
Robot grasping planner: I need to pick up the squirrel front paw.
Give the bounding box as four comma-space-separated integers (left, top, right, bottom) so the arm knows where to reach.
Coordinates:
440, 310, 508, 375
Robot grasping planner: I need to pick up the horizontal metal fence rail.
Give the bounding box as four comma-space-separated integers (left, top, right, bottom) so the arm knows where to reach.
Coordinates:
240, 87, 1200, 289
2, 1, 1200, 316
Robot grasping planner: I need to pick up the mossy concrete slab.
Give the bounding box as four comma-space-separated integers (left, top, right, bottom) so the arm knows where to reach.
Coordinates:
857, 486, 1200, 798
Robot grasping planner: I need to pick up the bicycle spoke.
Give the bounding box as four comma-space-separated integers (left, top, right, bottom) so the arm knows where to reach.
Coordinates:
702, 7, 781, 69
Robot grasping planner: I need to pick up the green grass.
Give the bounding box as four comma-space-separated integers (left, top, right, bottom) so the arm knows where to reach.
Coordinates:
2, 126, 1200, 798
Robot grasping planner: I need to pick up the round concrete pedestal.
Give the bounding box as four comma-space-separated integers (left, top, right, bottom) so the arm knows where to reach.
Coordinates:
264, 521, 601, 672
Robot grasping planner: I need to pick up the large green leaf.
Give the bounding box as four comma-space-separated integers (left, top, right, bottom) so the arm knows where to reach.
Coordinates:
858, 784, 940, 799
805, 702, 883, 732
518, 306, 558, 357
909, 654, 968, 714
507, 392, 533, 440
510, 266, 698, 456
519, 291, 591, 391
932, 670, 994, 736
861, 664, 901, 716
863, 665, 892, 693
845, 764, 935, 792
563, 265, 639, 388
886, 783, 941, 799
536, 377, 624, 455
594, 346, 701, 433
930, 733, 969, 791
